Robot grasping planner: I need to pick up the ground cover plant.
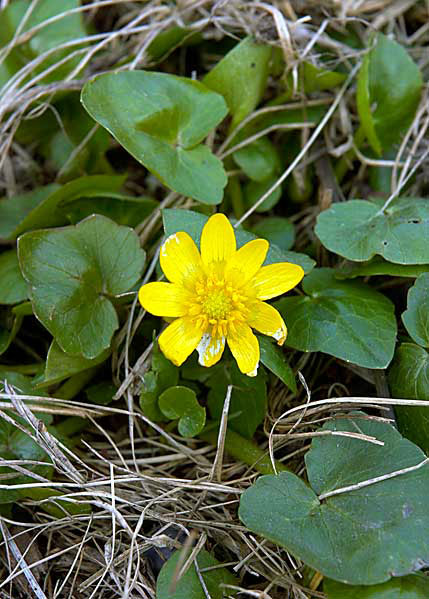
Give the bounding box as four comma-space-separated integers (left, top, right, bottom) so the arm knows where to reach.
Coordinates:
1, 1, 429, 597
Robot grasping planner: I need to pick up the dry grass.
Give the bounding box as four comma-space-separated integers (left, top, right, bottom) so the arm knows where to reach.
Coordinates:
1, 1, 429, 597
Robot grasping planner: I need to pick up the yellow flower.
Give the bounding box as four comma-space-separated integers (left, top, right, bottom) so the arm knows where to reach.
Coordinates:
138, 214, 304, 376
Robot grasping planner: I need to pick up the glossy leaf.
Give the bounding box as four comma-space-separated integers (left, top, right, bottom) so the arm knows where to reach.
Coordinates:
233, 137, 280, 182
42, 341, 110, 387
315, 198, 429, 264
357, 33, 422, 155
239, 413, 429, 585
389, 343, 429, 454
18, 215, 145, 359
157, 549, 236, 599
63, 194, 157, 227
162, 208, 315, 273
159, 385, 206, 438
244, 175, 282, 212
0, 250, 27, 305
0, 184, 60, 240
276, 268, 397, 369
402, 273, 429, 347
203, 36, 271, 128
251, 216, 295, 251
81, 71, 228, 204
337, 257, 429, 280
258, 336, 296, 394
324, 574, 429, 598
208, 362, 267, 439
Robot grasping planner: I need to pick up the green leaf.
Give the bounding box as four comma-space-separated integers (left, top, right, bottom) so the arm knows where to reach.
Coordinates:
203, 36, 271, 128
157, 549, 237, 599
208, 362, 267, 439
63, 194, 157, 227
0, 184, 60, 240
159, 385, 206, 437
324, 574, 429, 598
18, 215, 145, 359
402, 273, 429, 347
147, 26, 201, 61
41, 341, 110, 387
81, 71, 228, 204
0, 0, 88, 84
389, 343, 429, 454
250, 216, 295, 251
357, 33, 422, 155
296, 62, 347, 93
2, 176, 125, 240
315, 198, 429, 264
0, 307, 23, 356
244, 176, 282, 212
276, 268, 397, 369
140, 342, 179, 421
337, 257, 429, 280
258, 336, 296, 394
0, 250, 27, 305
85, 382, 116, 406
162, 209, 315, 273
239, 413, 429, 585
233, 137, 280, 182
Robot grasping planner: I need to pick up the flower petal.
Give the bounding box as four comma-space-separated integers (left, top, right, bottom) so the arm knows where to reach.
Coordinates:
197, 333, 225, 367
248, 300, 287, 345
160, 231, 203, 285
200, 213, 236, 266
251, 263, 304, 300
227, 323, 259, 377
138, 282, 190, 317
225, 239, 269, 284
158, 317, 202, 366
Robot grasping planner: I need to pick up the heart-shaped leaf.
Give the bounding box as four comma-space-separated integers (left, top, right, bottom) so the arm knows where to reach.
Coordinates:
239, 413, 429, 585
41, 341, 110, 387
0, 250, 27, 305
159, 386, 205, 438
324, 574, 429, 598
315, 198, 429, 264
389, 343, 429, 454
63, 193, 157, 227
357, 33, 422, 155
203, 36, 271, 128
276, 268, 397, 369
18, 215, 145, 359
157, 549, 237, 599
81, 71, 228, 204
402, 273, 429, 348
162, 208, 315, 274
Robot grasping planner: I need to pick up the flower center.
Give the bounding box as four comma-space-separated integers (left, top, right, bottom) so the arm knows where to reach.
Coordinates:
188, 274, 250, 338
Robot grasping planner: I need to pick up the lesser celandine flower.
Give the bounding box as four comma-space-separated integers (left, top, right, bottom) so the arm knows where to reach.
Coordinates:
139, 214, 304, 376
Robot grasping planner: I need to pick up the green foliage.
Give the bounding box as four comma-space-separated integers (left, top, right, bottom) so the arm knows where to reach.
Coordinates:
276, 268, 397, 369
258, 336, 296, 394
233, 137, 280, 182
162, 208, 315, 273
315, 198, 429, 264
140, 343, 180, 421
324, 574, 429, 598
250, 216, 295, 252
63, 194, 157, 227
357, 33, 422, 155
0, 250, 27, 305
389, 274, 429, 453
81, 71, 228, 204
18, 215, 145, 359
159, 386, 206, 437
207, 362, 267, 439
42, 341, 110, 387
157, 549, 237, 599
239, 413, 429, 585
203, 36, 272, 128
337, 257, 429, 279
